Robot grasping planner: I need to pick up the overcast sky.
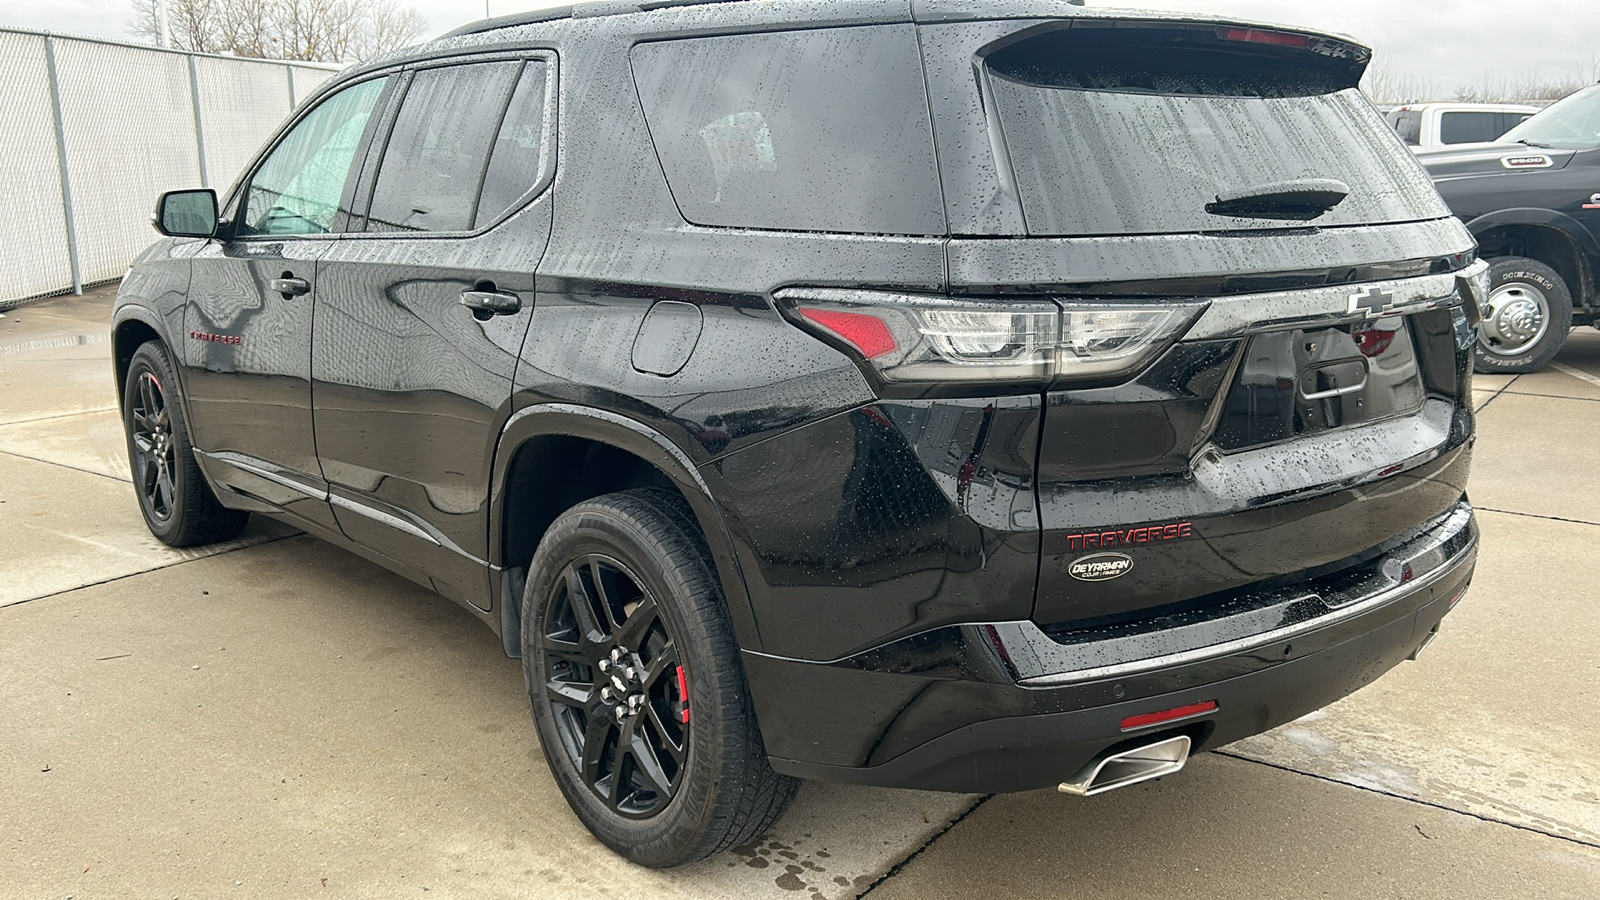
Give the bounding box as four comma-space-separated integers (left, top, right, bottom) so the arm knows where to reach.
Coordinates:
6, 0, 1598, 95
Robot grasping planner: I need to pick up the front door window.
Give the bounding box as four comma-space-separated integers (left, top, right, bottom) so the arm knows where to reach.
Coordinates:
238, 77, 388, 236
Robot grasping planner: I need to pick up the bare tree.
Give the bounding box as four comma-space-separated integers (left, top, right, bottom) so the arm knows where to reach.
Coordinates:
126, 0, 168, 47
217, 0, 277, 59
1361, 57, 1442, 106
366, 0, 425, 59
127, 0, 426, 62
1363, 52, 1600, 107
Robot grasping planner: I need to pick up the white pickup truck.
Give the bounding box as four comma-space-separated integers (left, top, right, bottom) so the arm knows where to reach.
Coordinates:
1385, 103, 1540, 149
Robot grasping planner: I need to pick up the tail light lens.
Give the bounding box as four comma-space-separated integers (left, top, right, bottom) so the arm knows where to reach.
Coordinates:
776, 287, 1203, 388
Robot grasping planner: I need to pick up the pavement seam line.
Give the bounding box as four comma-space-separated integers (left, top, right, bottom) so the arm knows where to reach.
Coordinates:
0, 406, 119, 427
1472, 374, 1518, 413
0, 532, 303, 610
1497, 389, 1600, 404
855, 795, 993, 898
0, 448, 130, 484
1215, 750, 1600, 851
1474, 506, 1600, 527
1549, 361, 1600, 390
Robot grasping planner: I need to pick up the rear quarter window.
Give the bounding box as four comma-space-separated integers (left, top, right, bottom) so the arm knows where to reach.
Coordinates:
630, 25, 944, 235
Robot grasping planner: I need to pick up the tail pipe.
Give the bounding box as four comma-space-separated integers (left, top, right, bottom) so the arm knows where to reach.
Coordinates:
1058, 735, 1192, 797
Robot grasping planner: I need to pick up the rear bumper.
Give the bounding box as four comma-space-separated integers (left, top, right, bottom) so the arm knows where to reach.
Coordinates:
751, 501, 1477, 793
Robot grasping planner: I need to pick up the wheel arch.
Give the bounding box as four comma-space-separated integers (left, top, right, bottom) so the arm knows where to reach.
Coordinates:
1465, 209, 1599, 309
490, 404, 761, 658
111, 307, 168, 405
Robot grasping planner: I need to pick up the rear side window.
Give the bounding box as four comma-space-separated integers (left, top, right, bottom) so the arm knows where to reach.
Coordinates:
984, 25, 1447, 236
631, 25, 944, 235
1389, 111, 1421, 145
1439, 111, 1503, 145
475, 62, 554, 229
366, 62, 521, 233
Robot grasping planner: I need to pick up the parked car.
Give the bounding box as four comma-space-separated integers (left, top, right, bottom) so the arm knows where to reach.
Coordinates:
1386, 103, 1540, 149
1417, 84, 1600, 372
113, 0, 1485, 867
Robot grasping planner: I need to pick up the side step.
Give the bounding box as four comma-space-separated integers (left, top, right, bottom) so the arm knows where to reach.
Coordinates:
1058, 735, 1192, 797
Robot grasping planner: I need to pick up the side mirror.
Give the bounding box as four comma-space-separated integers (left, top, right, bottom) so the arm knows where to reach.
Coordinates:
152, 189, 218, 238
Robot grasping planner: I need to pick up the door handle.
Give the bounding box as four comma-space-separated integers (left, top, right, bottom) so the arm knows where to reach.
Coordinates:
271, 276, 310, 297
460, 288, 522, 316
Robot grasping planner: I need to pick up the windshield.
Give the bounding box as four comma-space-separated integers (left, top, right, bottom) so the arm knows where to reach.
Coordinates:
1500, 85, 1600, 148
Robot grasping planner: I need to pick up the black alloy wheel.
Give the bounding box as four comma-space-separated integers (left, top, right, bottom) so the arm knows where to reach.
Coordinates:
523, 489, 796, 867
121, 342, 249, 547
129, 368, 177, 523
542, 553, 689, 817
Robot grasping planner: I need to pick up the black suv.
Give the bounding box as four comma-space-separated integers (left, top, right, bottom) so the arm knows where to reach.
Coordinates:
1417, 83, 1600, 372
114, 0, 1484, 867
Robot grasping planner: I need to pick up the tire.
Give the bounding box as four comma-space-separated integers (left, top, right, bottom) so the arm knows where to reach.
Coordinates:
121, 341, 249, 547
521, 488, 797, 867
1473, 256, 1574, 374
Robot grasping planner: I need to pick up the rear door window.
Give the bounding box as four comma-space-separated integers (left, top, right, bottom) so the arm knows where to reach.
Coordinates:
630, 25, 944, 235
365, 61, 521, 233
1500, 111, 1532, 137
982, 25, 1446, 237
1439, 111, 1502, 145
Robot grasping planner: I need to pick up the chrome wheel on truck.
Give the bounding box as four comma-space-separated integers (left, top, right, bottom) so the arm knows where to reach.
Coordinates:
1474, 257, 1573, 373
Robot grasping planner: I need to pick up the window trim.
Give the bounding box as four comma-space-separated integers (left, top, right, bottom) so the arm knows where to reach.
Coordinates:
345, 50, 560, 241
220, 70, 400, 244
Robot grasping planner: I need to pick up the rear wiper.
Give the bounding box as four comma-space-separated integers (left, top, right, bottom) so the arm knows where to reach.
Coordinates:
1205, 178, 1350, 222
1516, 139, 1555, 149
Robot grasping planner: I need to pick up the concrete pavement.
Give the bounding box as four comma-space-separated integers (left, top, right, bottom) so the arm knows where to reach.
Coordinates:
3, 289, 1598, 898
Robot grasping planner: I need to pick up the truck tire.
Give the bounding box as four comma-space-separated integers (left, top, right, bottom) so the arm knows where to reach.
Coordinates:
1474, 256, 1573, 374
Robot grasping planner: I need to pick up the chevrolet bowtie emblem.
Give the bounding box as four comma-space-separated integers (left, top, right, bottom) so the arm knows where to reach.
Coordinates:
1348, 286, 1395, 318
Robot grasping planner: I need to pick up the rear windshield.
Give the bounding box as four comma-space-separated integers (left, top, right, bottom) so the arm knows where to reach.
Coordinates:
985, 26, 1446, 236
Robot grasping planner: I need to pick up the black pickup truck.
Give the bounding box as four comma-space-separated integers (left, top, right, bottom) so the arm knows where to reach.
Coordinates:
1417, 83, 1600, 372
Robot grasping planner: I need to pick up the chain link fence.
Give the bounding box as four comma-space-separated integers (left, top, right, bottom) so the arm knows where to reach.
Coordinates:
0, 28, 341, 307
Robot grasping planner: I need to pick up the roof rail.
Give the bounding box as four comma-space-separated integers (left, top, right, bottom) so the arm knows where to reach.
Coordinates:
443, 5, 575, 37
442, 0, 751, 38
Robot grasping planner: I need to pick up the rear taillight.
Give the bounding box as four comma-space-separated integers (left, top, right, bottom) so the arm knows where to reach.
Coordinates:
776, 287, 1203, 389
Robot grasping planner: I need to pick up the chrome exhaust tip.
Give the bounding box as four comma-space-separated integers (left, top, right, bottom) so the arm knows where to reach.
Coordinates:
1408, 624, 1440, 661
1058, 735, 1192, 797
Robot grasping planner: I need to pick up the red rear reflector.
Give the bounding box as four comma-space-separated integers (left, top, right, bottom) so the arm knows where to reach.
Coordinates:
798, 308, 897, 359
1121, 700, 1218, 732
1222, 28, 1311, 48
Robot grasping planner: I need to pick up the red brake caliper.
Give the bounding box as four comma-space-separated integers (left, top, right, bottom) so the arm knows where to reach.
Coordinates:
675, 665, 689, 723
